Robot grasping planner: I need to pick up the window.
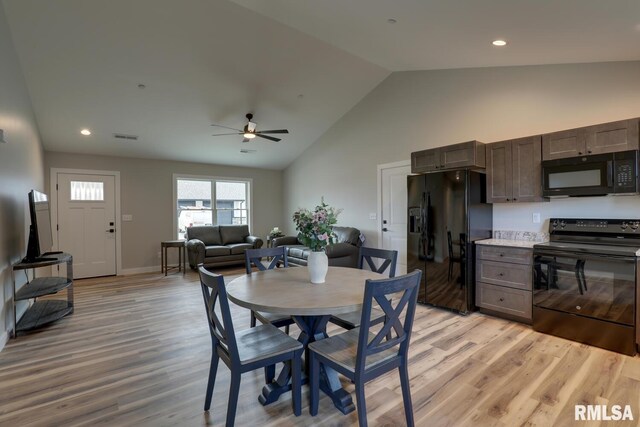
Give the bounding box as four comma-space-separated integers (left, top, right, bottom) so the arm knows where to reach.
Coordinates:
70, 181, 104, 201
175, 176, 250, 239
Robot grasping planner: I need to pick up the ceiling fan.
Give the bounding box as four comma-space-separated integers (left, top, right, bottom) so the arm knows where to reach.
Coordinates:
211, 113, 289, 142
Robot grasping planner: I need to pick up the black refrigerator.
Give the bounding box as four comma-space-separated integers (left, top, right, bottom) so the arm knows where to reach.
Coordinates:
407, 170, 492, 314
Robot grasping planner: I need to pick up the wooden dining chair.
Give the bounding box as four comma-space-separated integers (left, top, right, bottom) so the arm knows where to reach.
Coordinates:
245, 247, 295, 335
309, 270, 421, 427
329, 247, 398, 331
198, 266, 303, 426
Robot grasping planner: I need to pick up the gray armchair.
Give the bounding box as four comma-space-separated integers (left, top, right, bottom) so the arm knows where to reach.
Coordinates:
186, 225, 263, 269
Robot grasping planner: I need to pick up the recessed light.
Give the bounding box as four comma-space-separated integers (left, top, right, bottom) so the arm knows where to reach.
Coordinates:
387, 18, 397, 24
80, 129, 92, 136
492, 40, 507, 46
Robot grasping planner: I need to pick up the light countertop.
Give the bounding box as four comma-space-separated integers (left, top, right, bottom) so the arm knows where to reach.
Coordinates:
475, 239, 544, 249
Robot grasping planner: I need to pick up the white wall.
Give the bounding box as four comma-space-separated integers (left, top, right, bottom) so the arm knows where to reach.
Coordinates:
44, 151, 283, 272
0, 2, 45, 347
284, 61, 640, 244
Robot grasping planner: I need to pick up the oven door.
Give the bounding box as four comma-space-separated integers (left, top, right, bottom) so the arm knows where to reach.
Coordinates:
542, 155, 613, 197
533, 250, 636, 326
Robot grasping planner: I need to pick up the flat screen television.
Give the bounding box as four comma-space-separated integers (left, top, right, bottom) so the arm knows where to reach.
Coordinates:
24, 190, 59, 262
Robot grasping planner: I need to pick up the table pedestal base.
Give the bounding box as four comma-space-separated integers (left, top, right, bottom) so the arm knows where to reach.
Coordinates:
258, 314, 354, 414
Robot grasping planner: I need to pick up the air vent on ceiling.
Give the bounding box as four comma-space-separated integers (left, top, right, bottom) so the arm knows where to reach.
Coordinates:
113, 133, 139, 141
240, 149, 256, 154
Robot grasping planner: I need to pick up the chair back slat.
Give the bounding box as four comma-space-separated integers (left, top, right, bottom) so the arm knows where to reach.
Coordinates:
355, 270, 421, 373
198, 266, 239, 363
358, 247, 398, 278
245, 247, 288, 274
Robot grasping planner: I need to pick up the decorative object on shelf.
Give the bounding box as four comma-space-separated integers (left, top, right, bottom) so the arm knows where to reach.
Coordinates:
269, 227, 284, 238
292, 198, 341, 284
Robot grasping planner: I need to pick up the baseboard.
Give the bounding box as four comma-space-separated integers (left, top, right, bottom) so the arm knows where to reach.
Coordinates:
0, 330, 9, 353
120, 265, 161, 276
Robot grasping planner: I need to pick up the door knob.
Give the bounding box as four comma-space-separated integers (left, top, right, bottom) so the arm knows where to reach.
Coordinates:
106, 229, 115, 233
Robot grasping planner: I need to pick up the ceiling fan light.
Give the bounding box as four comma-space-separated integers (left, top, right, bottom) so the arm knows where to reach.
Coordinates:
243, 133, 256, 139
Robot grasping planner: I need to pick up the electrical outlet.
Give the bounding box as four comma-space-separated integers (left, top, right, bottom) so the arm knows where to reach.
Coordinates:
369, 213, 377, 220
533, 213, 541, 224
122, 214, 133, 221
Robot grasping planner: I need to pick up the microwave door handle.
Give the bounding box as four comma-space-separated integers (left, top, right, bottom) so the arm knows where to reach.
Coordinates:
607, 160, 613, 188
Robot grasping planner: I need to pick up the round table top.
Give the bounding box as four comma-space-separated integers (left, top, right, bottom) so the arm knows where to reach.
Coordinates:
226, 266, 385, 316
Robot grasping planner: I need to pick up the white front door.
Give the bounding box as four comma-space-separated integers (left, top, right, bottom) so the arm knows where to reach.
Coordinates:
57, 173, 117, 278
381, 164, 411, 275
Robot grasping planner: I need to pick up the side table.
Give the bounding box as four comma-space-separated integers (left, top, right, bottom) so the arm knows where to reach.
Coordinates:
161, 240, 186, 276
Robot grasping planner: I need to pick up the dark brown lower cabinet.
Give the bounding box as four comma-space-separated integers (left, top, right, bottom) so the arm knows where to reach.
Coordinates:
476, 244, 533, 323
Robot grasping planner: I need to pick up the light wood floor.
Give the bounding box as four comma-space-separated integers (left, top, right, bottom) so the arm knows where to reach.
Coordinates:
1, 267, 639, 426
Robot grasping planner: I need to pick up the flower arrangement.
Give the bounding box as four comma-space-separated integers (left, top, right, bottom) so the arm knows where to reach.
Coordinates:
292, 199, 342, 252
269, 227, 284, 238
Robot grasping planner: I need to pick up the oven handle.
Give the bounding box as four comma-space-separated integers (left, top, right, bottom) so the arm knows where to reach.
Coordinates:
534, 249, 637, 263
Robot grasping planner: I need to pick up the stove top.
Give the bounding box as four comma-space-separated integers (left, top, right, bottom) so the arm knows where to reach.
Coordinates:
535, 218, 640, 257
533, 241, 640, 257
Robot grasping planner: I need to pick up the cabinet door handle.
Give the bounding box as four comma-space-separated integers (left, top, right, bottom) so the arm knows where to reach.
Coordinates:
587, 150, 592, 154
499, 297, 504, 302
513, 198, 517, 201
578, 151, 583, 155
499, 253, 504, 257
498, 273, 504, 277
506, 198, 510, 201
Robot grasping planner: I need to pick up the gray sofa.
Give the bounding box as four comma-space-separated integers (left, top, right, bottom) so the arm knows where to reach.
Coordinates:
186, 225, 263, 269
272, 226, 362, 268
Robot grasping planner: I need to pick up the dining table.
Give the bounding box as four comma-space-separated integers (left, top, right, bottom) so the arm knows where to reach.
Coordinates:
226, 266, 385, 415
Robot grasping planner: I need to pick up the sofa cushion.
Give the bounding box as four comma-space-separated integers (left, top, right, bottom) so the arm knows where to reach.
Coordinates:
333, 226, 360, 245
227, 243, 254, 255
205, 245, 231, 257
287, 245, 309, 260
325, 242, 356, 258
187, 226, 222, 245
220, 225, 250, 245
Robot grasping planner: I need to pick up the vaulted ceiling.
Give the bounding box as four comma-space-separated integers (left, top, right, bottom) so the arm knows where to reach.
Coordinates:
4, 0, 640, 169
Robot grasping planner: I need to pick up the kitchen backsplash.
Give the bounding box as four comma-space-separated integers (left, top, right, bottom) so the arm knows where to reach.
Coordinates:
492, 230, 549, 242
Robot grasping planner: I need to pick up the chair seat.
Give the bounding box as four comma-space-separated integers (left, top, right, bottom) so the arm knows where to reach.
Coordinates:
330, 307, 385, 329
308, 328, 397, 373
235, 324, 303, 365
254, 310, 294, 326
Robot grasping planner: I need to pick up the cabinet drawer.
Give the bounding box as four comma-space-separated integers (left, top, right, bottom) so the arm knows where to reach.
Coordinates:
476, 282, 532, 320
477, 245, 532, 265
476, 260, 532, 290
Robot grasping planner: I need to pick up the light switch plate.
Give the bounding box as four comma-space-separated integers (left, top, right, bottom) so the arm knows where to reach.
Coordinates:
122, 214, 133, 222
532, 213, 541, 224
369, 213, 377, 220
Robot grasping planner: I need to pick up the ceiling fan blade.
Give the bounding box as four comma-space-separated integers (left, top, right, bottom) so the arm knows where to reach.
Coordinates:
256, 134, 281, 142
212, 132, 243, 136
211, 124, 243, 132
256, 129, 289, 134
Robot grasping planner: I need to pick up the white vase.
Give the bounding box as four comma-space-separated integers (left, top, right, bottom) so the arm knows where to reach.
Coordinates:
307, 251, 328, 284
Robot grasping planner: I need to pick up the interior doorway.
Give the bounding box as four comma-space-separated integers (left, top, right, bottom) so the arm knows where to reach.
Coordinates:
378, 161, 411, 275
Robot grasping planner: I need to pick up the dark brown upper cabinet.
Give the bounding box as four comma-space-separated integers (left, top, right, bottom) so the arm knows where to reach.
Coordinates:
542, 118, 639, 161
487, 136, 543, 203
411, 140, 485, 173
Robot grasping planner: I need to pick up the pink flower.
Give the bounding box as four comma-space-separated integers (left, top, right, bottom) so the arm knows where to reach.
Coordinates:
318, 233, 329, 241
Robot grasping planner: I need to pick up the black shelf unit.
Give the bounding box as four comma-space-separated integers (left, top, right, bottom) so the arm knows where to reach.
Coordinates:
11, 253, 74, 336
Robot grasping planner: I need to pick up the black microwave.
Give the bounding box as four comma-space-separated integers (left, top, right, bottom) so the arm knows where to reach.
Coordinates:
542, 150, 639, 197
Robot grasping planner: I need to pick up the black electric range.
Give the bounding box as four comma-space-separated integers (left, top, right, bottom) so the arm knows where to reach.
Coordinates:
532, 218, 640, 355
